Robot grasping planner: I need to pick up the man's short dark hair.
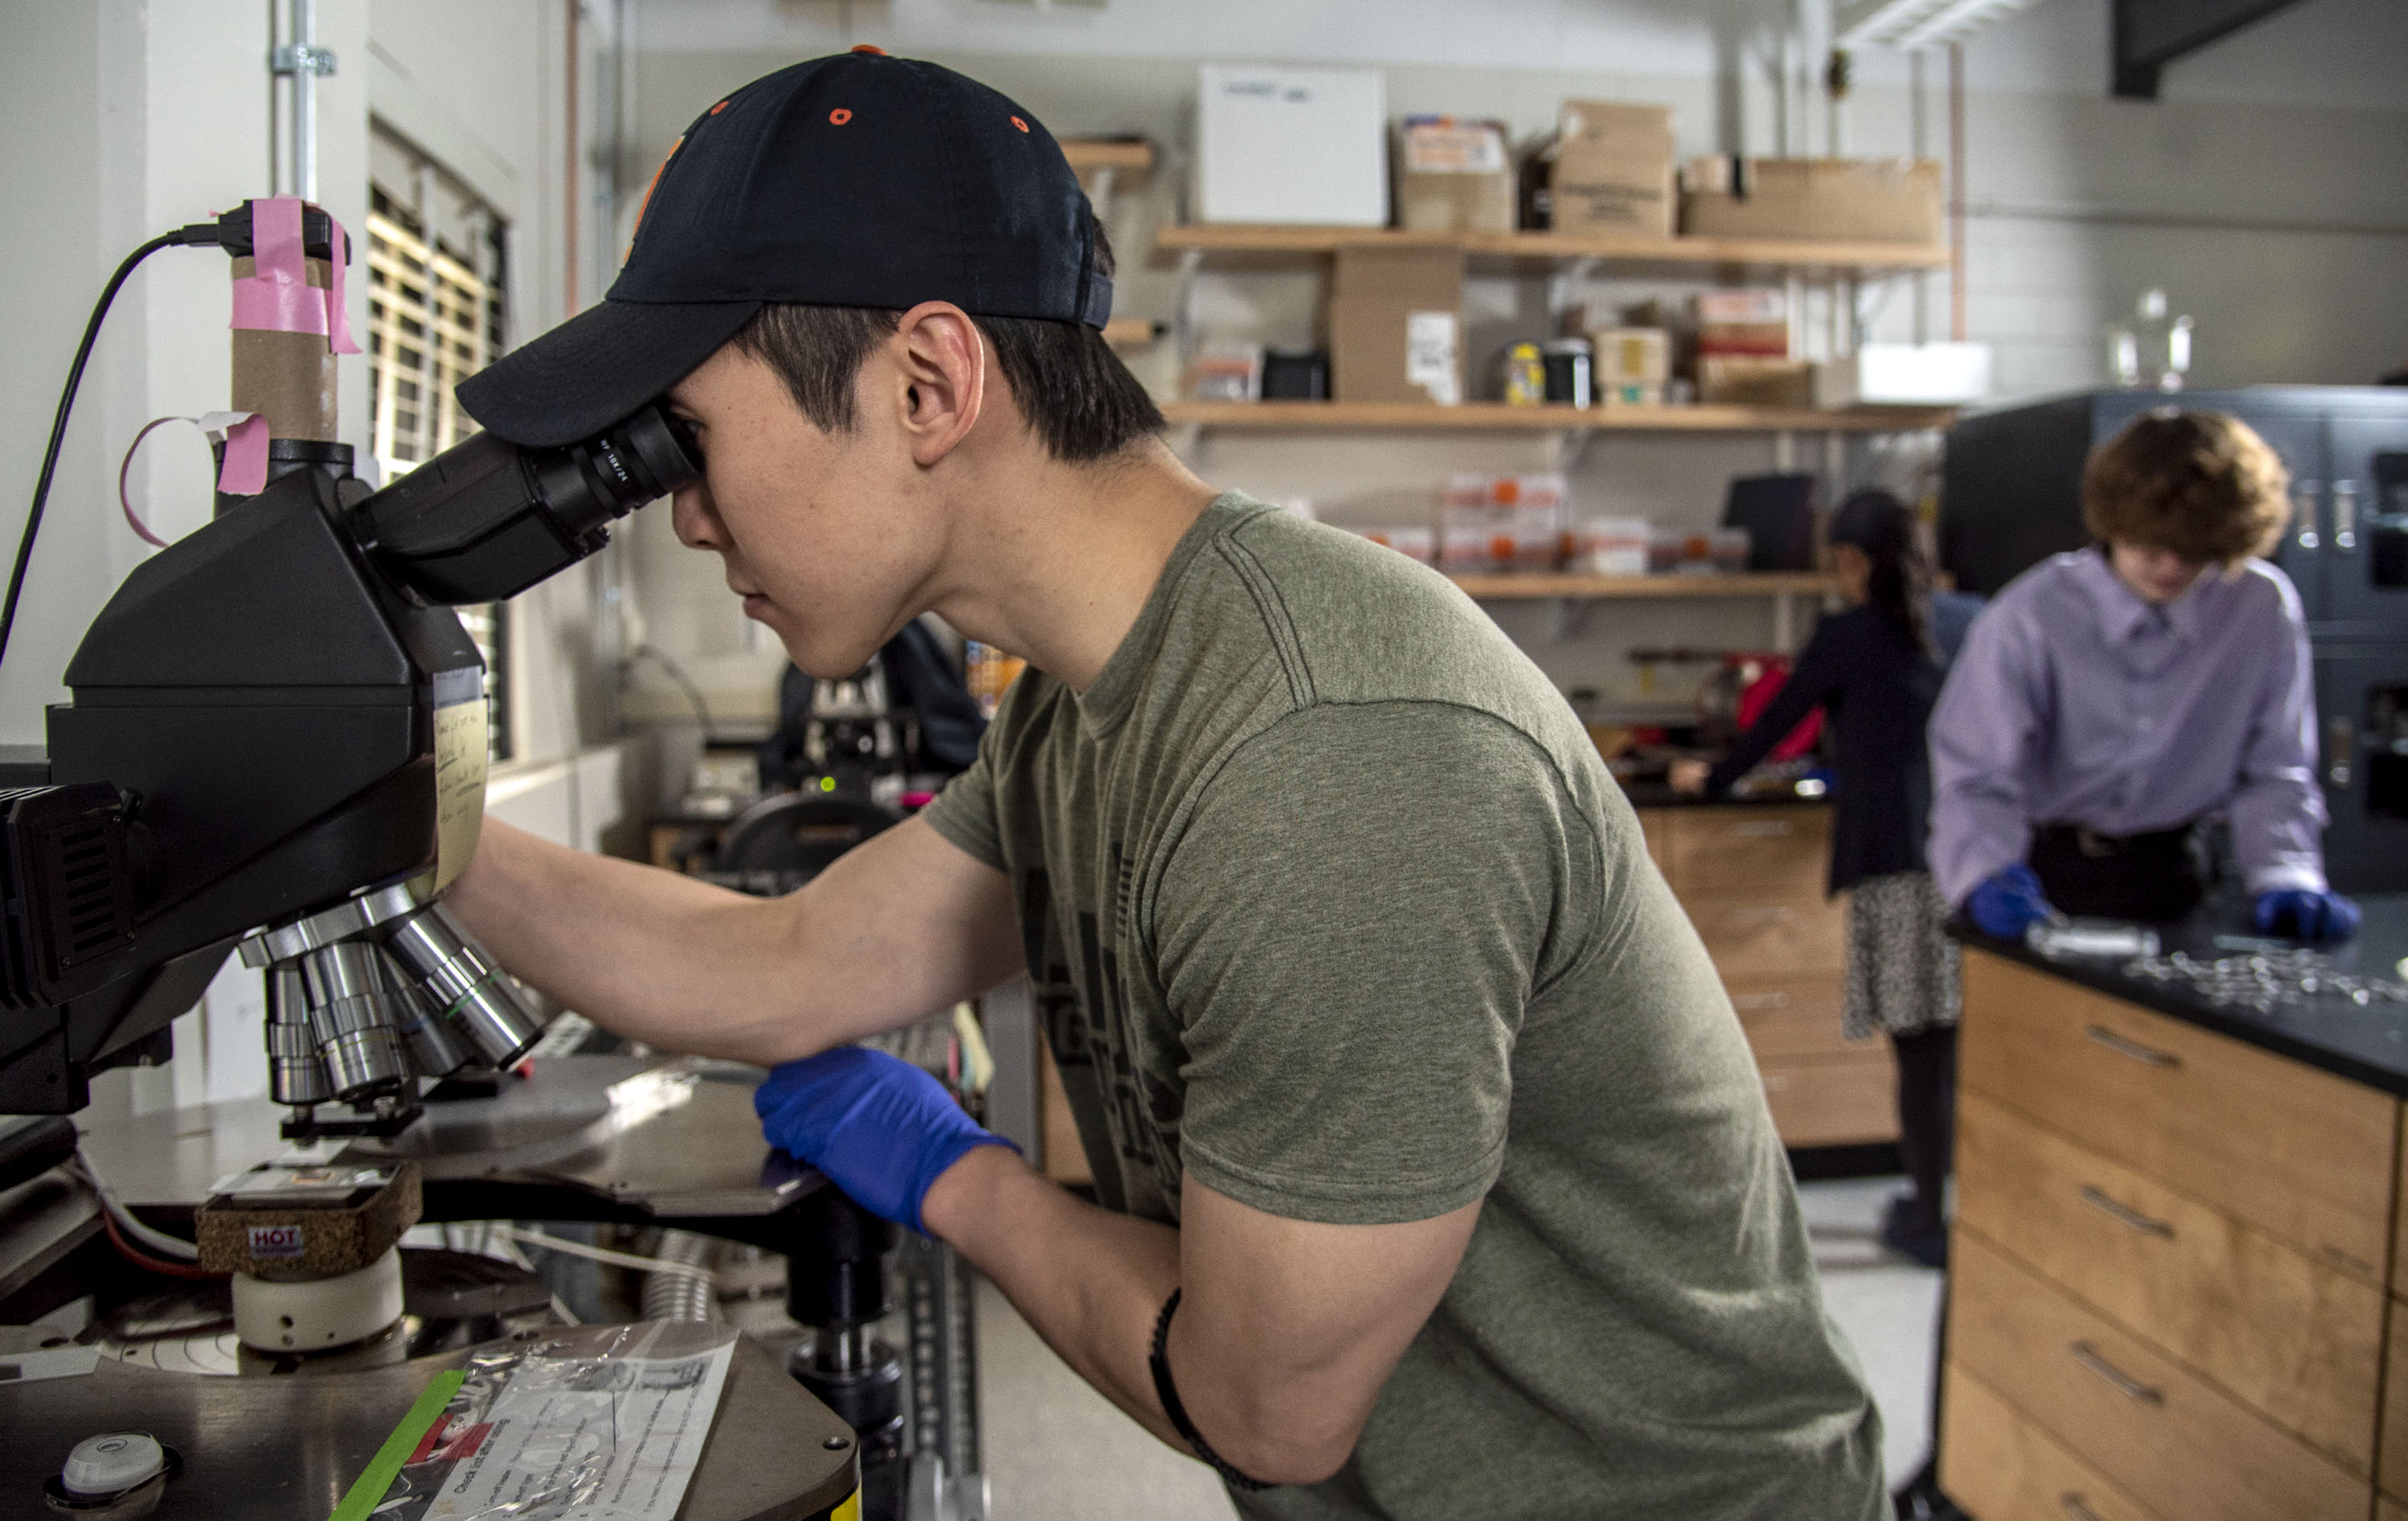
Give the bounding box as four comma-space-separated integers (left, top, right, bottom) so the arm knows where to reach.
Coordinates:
730, 220, 1162, 462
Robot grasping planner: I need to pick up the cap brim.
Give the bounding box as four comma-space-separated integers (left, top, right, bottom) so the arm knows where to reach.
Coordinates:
454, 298, 762, 448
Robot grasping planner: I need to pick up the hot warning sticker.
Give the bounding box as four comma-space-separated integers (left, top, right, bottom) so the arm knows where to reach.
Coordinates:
249, 1224, 305, 1259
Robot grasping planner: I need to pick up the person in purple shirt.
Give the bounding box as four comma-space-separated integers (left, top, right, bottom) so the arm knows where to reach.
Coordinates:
1930, 409, 2359, 942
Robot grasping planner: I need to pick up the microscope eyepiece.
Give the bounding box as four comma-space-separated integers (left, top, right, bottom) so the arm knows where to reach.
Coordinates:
352, 401, 702, 605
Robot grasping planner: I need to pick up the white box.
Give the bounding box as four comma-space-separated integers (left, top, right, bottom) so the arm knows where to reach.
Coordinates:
1197, 66, 1389, 226
1815, 343, 1993, 407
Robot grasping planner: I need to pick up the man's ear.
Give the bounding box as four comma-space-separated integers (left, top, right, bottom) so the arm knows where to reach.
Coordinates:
888, 302, 986, 469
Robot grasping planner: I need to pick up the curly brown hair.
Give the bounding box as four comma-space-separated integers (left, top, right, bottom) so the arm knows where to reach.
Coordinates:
2081, 409, 2292, 567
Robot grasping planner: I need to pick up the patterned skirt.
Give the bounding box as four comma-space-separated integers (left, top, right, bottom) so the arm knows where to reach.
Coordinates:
1841, 870, 1962, 1040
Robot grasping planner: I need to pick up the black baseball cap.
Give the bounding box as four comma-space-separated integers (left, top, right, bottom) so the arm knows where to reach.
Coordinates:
457, 48, 1111, 447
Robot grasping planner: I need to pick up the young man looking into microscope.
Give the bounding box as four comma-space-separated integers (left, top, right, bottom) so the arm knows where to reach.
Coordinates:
449, 51, 1885, 1519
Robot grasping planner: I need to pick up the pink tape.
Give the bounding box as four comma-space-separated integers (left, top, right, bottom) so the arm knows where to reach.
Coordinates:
228, 195, 361, 355
216, 414, 270, 496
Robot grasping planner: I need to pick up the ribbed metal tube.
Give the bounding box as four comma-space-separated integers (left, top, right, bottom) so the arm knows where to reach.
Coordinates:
641, 1230, 722, 1324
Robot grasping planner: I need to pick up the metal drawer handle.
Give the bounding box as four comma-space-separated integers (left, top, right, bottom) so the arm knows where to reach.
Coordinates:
1730, 906, 1796, 925
2070, 1340, 2164, 1405
1732, 991, 1791, 1011
2081, 1185, 2174, 1237
2060, 1495, 2103, 1521
1731, 820, 1796, 837
2085, 1024, 2180, 1068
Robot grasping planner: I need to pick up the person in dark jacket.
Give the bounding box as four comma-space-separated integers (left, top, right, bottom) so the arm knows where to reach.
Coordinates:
1674, 490, 1979, 1268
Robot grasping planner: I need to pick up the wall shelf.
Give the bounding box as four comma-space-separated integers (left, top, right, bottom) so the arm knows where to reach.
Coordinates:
1449, 572, 1836, 600
1161, 401, 1957, 434
1152, 223, 1950, 276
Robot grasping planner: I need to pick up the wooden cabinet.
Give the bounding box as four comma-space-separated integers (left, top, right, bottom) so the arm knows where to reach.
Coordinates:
1943, 946, 2404, 1519
1637, 804, 1897, 1148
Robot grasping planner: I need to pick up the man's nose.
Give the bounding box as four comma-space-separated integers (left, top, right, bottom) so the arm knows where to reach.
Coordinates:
670, 483, 722, 550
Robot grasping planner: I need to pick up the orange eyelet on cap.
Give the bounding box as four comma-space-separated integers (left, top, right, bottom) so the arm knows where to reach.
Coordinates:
1010, 116, 1030, 133
829, 108, 853, 125
850, 43, 886, 55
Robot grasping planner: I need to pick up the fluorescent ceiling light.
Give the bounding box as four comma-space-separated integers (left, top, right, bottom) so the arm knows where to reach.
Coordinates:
1836, 0, 2049, 48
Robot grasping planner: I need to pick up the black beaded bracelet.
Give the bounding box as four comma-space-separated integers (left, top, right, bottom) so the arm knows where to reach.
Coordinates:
1148, 1288, 1275, 1492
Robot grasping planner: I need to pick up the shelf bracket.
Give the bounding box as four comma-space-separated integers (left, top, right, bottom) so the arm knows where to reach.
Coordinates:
1547, 256, 1601, 322
1544, 425, 1597, 473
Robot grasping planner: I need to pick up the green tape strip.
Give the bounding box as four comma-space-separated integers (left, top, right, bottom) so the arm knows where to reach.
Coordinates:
327, 1368, 466, 1521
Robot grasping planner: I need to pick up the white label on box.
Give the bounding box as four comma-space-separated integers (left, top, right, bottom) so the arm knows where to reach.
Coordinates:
1405, 311, 1461, 406
250, 1223, 304, 1259
1403, 124, 1506, 174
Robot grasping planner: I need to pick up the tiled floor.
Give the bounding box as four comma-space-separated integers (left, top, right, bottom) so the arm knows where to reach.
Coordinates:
973, 1175, 1943, 1519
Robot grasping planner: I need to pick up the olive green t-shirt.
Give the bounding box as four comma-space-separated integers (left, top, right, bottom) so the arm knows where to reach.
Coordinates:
924, 494, 1883, 1519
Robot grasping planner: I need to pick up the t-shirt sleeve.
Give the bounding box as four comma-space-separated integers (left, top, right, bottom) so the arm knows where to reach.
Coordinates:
919, 738, 1004, 873
1151, 701, 1597, 1226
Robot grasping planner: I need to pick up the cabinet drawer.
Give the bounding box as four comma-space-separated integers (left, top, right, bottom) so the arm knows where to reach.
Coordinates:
1961, 950, 2397, 1283
1688, 897, 1845, 978
1946, 1229, 2366, 1521
1664, 805, 1828, 898
1759, 1054, 1898, 1147
1956, 1091, 2384, 1472
1727, 974, 1854, 1059
1939, 1364, 2162, 1521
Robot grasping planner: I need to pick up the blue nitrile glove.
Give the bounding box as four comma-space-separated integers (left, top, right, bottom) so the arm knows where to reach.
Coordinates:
1967, 864, 2055, 939
754, 1046, 1017, 1234
2254, 888, 2362, 942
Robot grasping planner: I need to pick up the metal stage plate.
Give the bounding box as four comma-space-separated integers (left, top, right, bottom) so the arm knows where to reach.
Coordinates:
77, 1055, 822, 1230
0, 1320, 857, 1519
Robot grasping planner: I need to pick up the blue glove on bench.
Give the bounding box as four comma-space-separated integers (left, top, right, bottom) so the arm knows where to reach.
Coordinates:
2254, 888, 2361, 942
755, 1046, 1017, 1234
1967, 864, 2054, 939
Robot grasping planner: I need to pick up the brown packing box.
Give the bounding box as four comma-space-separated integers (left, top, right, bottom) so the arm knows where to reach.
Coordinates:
1393, 117, 1515, 234
1331, 246, 1466, 405
1548, 100, 1675, 238
1699, 357, 1816, 409
1682, 157, 1942, 244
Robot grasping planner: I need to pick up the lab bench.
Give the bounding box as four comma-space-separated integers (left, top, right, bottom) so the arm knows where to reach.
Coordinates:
1629, 797, 1901, 1151
1939, 893, 2408, 1521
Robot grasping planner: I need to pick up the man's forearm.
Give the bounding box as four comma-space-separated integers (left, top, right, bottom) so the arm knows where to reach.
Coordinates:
921, 1145, 1188, 1448
445, 817, 1020, 1064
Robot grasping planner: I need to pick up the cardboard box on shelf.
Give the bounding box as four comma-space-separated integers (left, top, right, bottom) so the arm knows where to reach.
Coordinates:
1538, 100, 1675, 238
1694, 287, 1789, 360
1681, 157, 1942, 244
1813, 343, 1992, 407
1331, 246, 1466, 405
1588, 327, 1671, 405
1394, 116, 1515, 234
1196, 65, 1389, 226
1698, 356, 1816, 409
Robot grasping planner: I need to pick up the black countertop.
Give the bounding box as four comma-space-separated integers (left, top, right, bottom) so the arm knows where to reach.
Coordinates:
1958, 893, 2408, 1096
1619, 782, 1832, 809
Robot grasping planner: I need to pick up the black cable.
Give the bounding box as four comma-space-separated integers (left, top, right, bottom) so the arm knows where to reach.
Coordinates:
1, 224, 217, 674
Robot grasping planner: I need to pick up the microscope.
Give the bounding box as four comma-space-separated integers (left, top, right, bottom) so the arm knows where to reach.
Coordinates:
0, 200, 975, 1520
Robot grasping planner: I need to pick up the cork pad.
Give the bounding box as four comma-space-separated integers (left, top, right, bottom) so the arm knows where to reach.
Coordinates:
196, 1160, 423, 1280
